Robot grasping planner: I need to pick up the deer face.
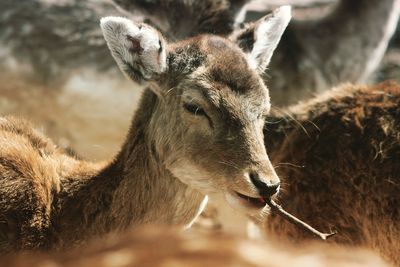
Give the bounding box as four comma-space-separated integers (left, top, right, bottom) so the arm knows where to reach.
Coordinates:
101, 6, 291, 216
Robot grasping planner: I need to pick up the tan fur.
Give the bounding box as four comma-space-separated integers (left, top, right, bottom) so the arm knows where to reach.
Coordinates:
0, 13, 288, 251
263, 81, 400, 265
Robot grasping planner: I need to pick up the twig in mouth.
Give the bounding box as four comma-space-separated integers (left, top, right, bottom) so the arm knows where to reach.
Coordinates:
266, 199, 337, 241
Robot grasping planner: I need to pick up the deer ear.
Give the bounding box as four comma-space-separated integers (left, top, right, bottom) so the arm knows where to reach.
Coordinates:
230, 6, 292, 73
100, 17, 168, 84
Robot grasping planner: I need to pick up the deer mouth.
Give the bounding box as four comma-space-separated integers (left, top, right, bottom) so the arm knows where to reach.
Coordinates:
234, 191, 267, 208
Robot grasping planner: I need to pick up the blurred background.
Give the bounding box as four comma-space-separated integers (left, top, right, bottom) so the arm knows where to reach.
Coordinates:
0, 0, 399, 162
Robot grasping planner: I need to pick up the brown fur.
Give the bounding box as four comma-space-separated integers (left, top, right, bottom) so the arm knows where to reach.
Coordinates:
0, 13, 287, 251
263, 81, 400, 265
0, 226, 389, 267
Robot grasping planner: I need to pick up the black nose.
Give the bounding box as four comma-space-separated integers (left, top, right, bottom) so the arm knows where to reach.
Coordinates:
249, 172, 280, 198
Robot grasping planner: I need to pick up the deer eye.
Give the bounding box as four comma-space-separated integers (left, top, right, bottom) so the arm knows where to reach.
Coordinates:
183, 103, 207, 116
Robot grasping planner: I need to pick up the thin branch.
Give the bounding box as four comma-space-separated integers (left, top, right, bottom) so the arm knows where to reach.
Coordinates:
266, 199, 337, 241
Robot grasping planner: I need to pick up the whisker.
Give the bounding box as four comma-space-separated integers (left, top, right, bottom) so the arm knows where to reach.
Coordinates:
271, 106, 310, 138
264, 118, 285, 125
166, 87, 176, 95
218, 160, 240, 171
274, 162, 305, 169
306, 120, 321, 132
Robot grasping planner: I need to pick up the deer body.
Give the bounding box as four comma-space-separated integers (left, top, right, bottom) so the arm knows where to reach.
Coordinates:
263, 82, 400, 265
0, 98, 205, 250
55, 90, 207, 243
0, 7, 292, 251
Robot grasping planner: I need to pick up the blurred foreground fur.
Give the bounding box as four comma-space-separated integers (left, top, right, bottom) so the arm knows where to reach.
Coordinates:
0, 227, 389, 267
264, 81, 400, 265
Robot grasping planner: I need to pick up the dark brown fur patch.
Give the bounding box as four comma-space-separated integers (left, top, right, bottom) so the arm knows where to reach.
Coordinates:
264, 81, 400, 265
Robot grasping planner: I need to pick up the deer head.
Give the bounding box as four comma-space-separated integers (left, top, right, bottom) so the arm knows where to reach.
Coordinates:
100, 6, 291, 217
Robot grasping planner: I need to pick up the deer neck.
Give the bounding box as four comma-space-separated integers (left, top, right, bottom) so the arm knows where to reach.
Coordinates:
56, 89, 206, 246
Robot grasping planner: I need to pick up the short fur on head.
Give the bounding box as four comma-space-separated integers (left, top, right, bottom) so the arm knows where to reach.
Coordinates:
229, 5, 292, 73
100, 6, 292, 217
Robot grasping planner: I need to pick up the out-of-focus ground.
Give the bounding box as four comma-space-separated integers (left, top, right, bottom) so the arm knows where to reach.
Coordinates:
1, 227, 390, 267
0, 71, 138, 160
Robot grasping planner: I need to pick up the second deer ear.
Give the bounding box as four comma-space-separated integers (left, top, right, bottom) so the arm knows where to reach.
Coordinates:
230, 6, 292, 73
100, 17, 168, 84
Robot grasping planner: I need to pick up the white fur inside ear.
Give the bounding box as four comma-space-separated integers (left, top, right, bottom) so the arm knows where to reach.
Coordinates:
248, 5, 292, 72
100, 16, 167, 81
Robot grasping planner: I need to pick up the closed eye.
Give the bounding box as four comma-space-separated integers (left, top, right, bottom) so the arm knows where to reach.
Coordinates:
183, 103, 207, 116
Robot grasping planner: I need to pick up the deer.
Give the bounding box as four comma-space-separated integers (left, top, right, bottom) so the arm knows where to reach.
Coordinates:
0, 5, 292, 252
195, 81, 400, 264
259, 81, 400, 265
0, 226, 390, 267
1, 0, 398, 167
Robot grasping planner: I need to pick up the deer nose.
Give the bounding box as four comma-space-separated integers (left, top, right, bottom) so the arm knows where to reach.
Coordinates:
249, 172, 280, 198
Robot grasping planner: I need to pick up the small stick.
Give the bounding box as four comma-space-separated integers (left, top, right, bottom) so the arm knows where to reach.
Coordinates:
266, 199, 337, 240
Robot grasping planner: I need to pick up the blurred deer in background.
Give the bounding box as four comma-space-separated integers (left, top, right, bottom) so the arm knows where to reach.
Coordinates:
262, 81, 400, 265
0, 0, 398, 102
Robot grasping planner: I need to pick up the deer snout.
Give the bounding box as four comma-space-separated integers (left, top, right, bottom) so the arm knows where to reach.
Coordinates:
249, 171, 280, 199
